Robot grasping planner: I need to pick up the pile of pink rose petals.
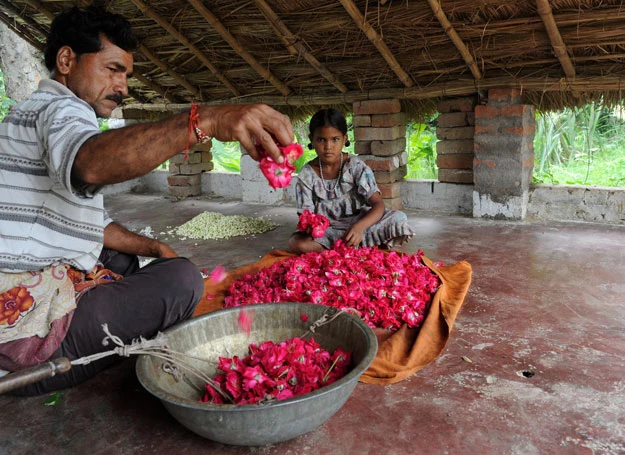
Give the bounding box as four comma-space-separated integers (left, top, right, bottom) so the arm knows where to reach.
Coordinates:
224, 241, 441, 331
297, 210, 330, 238
200, 336, 351, 405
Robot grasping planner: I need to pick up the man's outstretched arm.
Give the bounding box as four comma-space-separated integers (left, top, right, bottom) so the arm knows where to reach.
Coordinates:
72, 103, 294, 186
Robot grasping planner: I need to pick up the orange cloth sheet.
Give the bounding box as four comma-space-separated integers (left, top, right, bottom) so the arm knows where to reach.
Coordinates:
195, 250, 472, 385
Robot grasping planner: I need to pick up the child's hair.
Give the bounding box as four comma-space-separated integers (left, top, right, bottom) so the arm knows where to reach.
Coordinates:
309, 108, 348, 136
308, 108, 350, 147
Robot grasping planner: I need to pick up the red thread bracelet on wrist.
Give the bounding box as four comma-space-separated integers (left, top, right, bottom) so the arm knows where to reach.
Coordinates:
185, 102, 212, 161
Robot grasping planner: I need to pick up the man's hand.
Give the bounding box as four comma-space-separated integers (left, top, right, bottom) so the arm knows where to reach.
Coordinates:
104, 222, 178, 258
200, 104, 294, 164
154, 241, 178, 258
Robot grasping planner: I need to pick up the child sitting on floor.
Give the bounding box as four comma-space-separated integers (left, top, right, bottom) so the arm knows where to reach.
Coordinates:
289, 108, 416, 254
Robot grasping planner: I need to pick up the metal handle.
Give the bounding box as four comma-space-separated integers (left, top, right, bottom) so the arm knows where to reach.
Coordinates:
0, 357, 72, 394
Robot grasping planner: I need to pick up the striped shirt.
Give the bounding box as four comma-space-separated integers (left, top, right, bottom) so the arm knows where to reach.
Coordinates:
0, 79, 113, 273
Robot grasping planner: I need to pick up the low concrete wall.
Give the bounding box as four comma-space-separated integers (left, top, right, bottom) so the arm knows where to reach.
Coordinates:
402, 179, 473, 215
202, 171, 242, 199
106, 170, 625, 225
527, 184, 625, 224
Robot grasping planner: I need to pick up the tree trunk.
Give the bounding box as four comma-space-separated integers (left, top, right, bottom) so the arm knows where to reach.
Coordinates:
0, 23, 47, 102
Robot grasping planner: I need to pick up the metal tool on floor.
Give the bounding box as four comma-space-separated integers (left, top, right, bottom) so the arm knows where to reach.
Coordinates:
0, 357, 72, 394
0, 324, 170, 395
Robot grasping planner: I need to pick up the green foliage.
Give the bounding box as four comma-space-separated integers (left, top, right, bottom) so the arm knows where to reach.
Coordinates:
292, 147, 316, 173
210, 141, 243, 173
533, 101, 625, 187
210, 139, 318, 174
0, 70, 16, 121
405, 115, 438, 180
98, 118, 111, 131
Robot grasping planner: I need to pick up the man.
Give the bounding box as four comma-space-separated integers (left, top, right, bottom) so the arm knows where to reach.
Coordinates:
0, 6, 294, 395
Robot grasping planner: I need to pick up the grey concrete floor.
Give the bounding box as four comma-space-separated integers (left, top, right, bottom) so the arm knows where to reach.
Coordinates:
1, 192, 625, 455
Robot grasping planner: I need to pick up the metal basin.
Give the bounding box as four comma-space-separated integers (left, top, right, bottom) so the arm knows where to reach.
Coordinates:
136, 302, 378, 446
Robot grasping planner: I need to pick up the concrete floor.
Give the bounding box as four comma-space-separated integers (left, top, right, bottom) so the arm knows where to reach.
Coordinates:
1, 192, 625, 455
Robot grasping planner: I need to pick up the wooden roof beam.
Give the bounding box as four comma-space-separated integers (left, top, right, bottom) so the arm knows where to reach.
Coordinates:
131, 72, 181, 103
130, 0, 240, 98
0, 11, 43, 52
2, 1, 49, 37
536, 0, 576, 79
137, 43, 201, 99
426, 0, 482, 80
127, 87, 148, 104
121, 75, 625, 109
254, 0, 348, 94
339, 0, 414, 88
187, 0, 291, 96
21, 0, 54, 21
0, 3, 47, 51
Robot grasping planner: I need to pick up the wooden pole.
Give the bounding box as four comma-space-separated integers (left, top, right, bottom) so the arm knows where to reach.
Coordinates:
121, 75, 625, 111
130, 0, 241, 98
21, 0, 54, 21
254, 0, 348, 94
426, 0, 482, 80
536, 0, 576, 79
0, 1, 49, 43
0, 358, 72, 394
187, 0, 291, 96
132, 72, 181, 104
137, 43, 202, 98
0, 12, 45, 52
339, 0, 414, 88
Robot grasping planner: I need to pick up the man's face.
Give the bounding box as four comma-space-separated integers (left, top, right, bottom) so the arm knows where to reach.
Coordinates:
62, 35, 133, 118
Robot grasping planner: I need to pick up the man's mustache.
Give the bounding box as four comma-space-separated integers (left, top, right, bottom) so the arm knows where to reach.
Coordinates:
106, 94, 123, 105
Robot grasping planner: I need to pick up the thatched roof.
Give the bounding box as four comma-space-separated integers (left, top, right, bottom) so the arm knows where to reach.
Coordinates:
2, 0, 625, 120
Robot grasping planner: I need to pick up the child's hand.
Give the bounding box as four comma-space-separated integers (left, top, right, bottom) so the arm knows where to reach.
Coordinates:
344, 225, 365, 247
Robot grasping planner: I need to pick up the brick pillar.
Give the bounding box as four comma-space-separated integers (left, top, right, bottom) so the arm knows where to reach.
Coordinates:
167, 141, 213, 198
473, 89, 535, 220
353, 99, 407, 209
436, 96, 477, 184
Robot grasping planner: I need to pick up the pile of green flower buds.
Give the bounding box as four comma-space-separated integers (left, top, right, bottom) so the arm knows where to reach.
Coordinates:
174, 211, 278, 240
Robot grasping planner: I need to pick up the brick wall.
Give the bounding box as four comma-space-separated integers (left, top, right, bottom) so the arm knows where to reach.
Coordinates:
473, 88, 535, 219
167, 141, 213, 198
436, 96, 477, 184
353, 99, 407, 209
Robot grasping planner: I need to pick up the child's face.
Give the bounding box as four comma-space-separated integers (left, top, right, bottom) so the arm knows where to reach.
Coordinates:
310, 125, 347, 165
